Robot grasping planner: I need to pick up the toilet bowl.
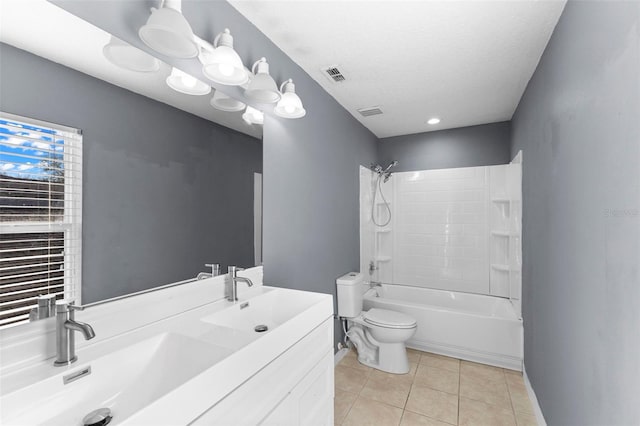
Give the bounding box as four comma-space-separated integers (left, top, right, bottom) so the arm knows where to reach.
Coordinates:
337, 273, 417, 374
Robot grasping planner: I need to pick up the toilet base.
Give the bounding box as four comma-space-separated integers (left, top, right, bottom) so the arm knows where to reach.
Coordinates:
357, 342, 410, 374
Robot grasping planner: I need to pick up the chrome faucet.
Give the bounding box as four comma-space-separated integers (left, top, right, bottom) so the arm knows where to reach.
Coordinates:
54, 300, 95, 367
196, 263, 221, 280
226, 266, 254, 302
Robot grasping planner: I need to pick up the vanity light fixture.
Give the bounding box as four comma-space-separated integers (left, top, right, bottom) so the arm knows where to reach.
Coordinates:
201, 29, 248, 86
244, 58, 281, 104
274, 79, 306, 119
210, 90, 246, 112
242, 106, 264, 125
102, 36, 160, 72
138, 0, 199, 59
166, 67, 211, 95
427, 117, 441, 125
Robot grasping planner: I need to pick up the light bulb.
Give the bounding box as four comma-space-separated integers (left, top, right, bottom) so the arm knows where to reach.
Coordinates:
427, 118, 440, 125
285, 105, 296, 114
218, 63, 235, 77
182, 74, 197, 88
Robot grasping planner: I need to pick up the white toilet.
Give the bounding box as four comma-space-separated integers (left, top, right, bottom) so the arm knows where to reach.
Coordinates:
337, 272, 417, 374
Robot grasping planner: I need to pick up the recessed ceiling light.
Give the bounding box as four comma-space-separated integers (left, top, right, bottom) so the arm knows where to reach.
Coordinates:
427, 118, 440, 125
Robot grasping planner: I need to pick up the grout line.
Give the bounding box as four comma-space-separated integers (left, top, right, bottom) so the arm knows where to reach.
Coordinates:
458, 361, 462, 425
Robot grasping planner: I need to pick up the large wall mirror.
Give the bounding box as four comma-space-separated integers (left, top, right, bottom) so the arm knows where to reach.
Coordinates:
0, 0, 262, 328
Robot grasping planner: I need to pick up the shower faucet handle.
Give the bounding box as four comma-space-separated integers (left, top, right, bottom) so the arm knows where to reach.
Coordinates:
369, 260, 378, 275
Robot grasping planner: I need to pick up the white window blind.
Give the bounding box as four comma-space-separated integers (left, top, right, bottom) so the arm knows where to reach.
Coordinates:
0, 112, 82, 328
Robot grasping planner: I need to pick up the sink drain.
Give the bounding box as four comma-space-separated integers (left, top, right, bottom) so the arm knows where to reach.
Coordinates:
83, 408, 112, 426
254, 324, 268, 333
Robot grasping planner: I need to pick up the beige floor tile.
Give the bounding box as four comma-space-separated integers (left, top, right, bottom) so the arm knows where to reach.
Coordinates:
419, 353, 460, 373
414, 364, 459, 395
405, 384, 458, 425
335, 389, 358, 425
400, 411, 453, 426
340, 350, 374, 373
369, 366, 416, 385
342, 395, 403, 426
505, 372, 526, 388
406, 348, 423, 363
460, 372, 511, 409
460, 360, 505, 383
459, 397, 516, 426
360, 373, 413, 408
336, 365, 369, 394
503, 368, 522, 377
515, 412, 539, 426
508, 381, 533, 414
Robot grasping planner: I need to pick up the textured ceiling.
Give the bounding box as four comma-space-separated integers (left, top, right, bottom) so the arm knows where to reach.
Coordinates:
229, 0, 566, 138
0, 0, 262, 139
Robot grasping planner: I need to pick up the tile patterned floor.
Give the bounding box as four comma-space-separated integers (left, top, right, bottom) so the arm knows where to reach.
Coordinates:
335, 349, 537, 426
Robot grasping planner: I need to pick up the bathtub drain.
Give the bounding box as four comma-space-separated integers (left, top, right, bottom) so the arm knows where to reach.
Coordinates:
254, 324, 268, 333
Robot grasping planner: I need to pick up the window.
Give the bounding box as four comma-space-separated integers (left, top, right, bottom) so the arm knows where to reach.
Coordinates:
0, 112, 82, 328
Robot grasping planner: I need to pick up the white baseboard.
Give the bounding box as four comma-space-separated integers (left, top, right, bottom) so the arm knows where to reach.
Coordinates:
334, 348, 349, 365
523, 365, 547, 426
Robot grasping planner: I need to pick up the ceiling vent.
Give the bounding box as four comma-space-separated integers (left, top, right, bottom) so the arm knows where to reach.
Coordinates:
357, 106, 383, 117
321, 65, 346, 83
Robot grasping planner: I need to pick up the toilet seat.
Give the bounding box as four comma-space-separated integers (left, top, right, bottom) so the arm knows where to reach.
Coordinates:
363, 308, 416, 329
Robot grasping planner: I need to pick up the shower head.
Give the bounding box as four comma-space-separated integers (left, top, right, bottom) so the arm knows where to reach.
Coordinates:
382, 161, 398, 182
383, 160, 398, 173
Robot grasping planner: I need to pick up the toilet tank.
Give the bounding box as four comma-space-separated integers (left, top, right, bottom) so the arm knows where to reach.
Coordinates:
336, 272, 364, 318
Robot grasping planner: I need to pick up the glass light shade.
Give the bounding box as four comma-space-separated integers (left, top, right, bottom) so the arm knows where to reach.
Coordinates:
139, 7, 198, 58
103, 36, 160, 72
274, 80, 306, 119
242, 106, 264, 125
210, 90, 246, 112
201, 29, 248, 86
166, 67, 211, 95
244, 58, 281, 104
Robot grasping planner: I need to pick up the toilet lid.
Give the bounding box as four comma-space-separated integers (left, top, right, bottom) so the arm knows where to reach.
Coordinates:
364, 308, 417, 329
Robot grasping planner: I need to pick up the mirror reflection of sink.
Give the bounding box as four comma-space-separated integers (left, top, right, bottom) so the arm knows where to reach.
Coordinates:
201, 287, 326, 335
1, 332, 231, 426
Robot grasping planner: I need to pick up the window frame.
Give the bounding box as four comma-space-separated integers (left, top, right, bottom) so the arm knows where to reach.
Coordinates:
0, 112, 83, 328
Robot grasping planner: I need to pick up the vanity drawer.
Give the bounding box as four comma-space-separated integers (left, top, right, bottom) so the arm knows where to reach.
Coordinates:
190, 317, 333, 425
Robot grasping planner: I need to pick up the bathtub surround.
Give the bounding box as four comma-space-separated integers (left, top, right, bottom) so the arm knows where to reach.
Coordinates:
0, 43, 262, 304
361, 161, 522, 303
510, 1, 640, 425
378, 122, 511, 173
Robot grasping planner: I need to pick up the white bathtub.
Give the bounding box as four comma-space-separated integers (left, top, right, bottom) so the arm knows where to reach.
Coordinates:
363, 284, 523, 370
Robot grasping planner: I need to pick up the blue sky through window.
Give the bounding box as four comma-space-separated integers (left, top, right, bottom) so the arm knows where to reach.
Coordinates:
0, 118, 65, 181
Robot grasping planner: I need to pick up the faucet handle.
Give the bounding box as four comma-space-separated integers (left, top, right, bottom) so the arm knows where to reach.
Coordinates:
205, 263, 220, 276
55, 299, 85, 313
227, 265, 244, 274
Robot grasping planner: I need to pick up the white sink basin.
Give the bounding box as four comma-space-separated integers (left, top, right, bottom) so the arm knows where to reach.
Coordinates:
1, 332, 231, 426
1, 284, 334, 426
201, 287, 327, 336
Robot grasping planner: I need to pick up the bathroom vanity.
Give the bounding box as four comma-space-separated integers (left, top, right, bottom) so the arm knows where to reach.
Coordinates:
0, 269, 334, 425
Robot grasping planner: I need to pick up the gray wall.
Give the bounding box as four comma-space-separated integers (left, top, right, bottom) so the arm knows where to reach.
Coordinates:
0, 43, 262, 303
510, 1, 640, 425
378, 122, 511, 172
